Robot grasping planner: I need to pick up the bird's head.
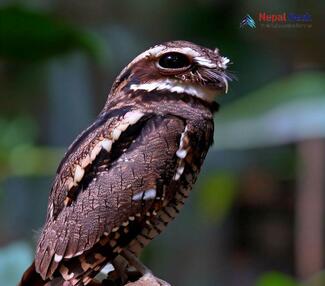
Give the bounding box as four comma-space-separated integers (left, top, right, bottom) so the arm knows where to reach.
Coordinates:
109, 40, 231, 106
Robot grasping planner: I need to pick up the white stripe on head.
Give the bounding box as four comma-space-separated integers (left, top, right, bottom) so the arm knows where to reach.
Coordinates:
194, 56, 217, 68
151, 46, 200, 58
194, 56, 229, 69
219, 57, 230, 69
130, 45, 166, 65
130, 79, 216, 102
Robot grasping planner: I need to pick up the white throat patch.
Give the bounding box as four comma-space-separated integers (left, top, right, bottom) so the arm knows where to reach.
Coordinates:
129, 79, 216, 102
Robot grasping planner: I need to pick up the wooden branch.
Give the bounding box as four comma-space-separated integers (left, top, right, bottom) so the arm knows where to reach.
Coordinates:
88, 251, 172, 286
89, 271, 171, 286
125, 273, 171, 286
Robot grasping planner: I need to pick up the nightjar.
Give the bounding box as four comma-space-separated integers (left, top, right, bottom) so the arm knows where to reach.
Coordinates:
19, 41, 231, 286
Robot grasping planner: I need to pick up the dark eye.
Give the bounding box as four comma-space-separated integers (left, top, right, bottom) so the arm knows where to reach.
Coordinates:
158, 52, 191, 69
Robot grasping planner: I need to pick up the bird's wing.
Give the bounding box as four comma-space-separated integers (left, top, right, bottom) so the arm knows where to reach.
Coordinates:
47, 106, 143, 220
35, 114, 186, 280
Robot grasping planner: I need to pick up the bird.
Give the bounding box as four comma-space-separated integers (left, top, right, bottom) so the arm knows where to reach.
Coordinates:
19, 40, 231, 286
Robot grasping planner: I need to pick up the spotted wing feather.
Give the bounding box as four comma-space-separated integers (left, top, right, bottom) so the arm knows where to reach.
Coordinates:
35, 115, 185, 281
47, 107, 135, 221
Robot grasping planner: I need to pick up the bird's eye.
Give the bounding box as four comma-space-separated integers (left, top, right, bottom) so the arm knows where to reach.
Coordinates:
158, 52, 191, 69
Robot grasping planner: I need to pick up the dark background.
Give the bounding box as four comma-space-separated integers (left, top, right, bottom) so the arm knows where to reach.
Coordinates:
0, 0, 324, 285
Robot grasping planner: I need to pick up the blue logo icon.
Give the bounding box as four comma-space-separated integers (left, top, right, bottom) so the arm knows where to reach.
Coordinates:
240, 14, 256, 28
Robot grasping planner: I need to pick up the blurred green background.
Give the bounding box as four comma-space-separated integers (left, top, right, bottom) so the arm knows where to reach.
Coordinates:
0, 0, 324, 285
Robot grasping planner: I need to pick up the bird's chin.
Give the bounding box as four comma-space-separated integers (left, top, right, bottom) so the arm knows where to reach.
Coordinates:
202, 79, 229, 100
195, 87, 223, 103
197, 69, 229, 98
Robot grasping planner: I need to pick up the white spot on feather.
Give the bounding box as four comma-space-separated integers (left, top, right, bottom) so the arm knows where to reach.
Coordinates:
101, 139, 112, 152
74, 251, 84, 256
67, 272, 75, 280
174, 173, 181, 181
132, 192, 143, 201
54, 254, 63, 263
174, 165, 185, 181
90, 143, 102, 161
176, 149, 187, 159
49, 203, 54, 218
60, 265, 75, 280
64, 254, 73, 259
112, 129, 122, 140
74, 165, 85, 183
81, 155, 91, 168
144, 189, 157, 200
173, 127, 189, 180
117, 122, 129, 132
124, 110, 144, 125
100, 263, 114, 275
132, 189, 157, 201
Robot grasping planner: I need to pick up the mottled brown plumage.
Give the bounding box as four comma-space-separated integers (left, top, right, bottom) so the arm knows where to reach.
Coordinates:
19, 41, 231, 286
